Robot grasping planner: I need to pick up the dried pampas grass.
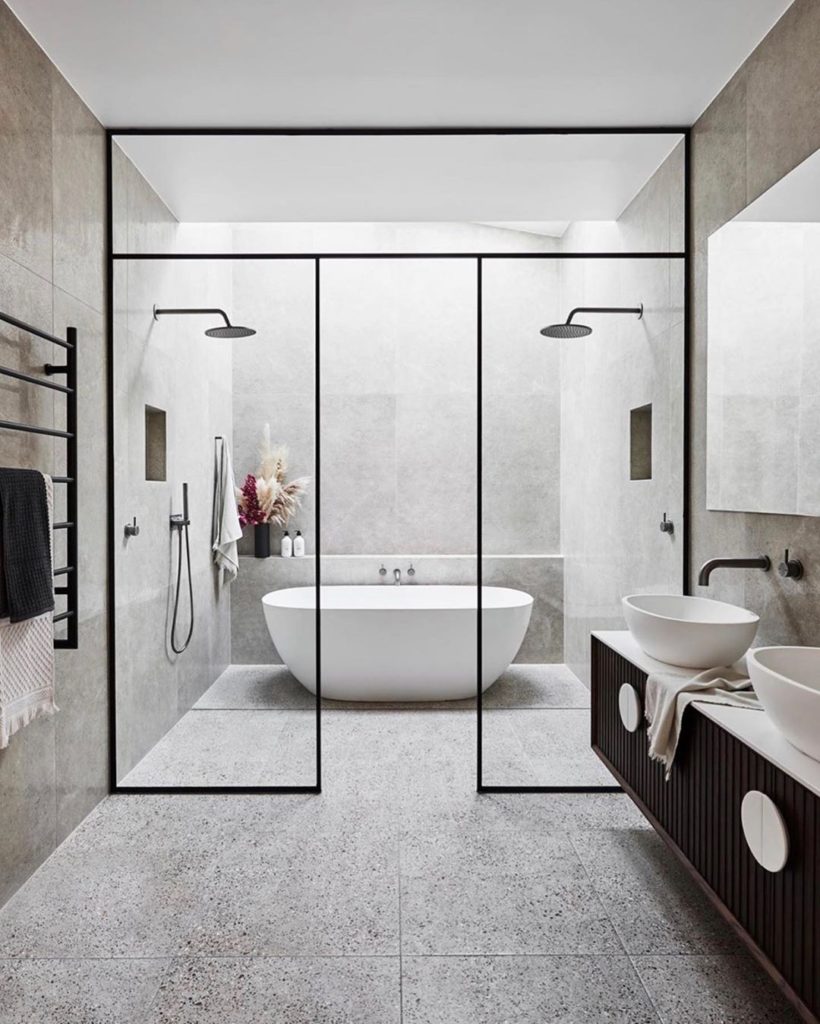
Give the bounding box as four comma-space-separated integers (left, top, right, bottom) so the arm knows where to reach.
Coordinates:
237, 423, 309, 527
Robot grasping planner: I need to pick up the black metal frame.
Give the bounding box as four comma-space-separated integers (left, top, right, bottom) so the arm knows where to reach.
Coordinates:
105, 125, 690, 796
0, 310, 78, 648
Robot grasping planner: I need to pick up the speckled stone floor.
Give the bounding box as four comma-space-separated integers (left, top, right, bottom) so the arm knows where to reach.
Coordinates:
0, 665, 802, 1022
121, 663, 612, 788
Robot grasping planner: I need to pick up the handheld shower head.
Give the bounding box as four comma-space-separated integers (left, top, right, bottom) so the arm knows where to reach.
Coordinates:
153, 305, 256, 339
540, 304, 643, 339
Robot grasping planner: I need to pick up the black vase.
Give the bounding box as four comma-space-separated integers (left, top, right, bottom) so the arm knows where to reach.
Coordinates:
254, 523, 271, 558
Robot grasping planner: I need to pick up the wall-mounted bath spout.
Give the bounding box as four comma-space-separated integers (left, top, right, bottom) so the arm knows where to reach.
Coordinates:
697, 555, 771, 586
540, 304, 643, 339
153, 305, 256, 339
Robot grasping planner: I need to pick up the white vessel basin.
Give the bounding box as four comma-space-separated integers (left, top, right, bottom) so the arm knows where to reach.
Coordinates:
748, 647, 820, 761
622, 594, 759, 669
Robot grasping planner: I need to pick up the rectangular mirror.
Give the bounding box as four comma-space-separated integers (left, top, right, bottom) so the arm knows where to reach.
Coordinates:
707, 145, 820, 515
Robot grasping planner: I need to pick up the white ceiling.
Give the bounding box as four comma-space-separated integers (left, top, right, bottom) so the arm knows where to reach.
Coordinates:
114, 132, 681, 223
9, 0, 793, 128
9, 0, 793, 224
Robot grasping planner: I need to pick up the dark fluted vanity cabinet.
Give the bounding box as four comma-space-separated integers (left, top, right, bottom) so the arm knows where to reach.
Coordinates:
591, 635, 820, 1024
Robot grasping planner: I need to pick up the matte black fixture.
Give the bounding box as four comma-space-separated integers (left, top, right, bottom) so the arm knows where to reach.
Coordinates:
659, 513, 674, 535
697, 555, 771, 587
169, 482, 194, 654
778, 548, 804, 580
0, 309, 78, 648
107, 124, 691, 798
540, 303, 643, 339
152, 305, 255, 339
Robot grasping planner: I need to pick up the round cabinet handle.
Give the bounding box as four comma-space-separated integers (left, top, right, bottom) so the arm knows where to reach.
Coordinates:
741, 790, 789, 873
618, 683, 642, 733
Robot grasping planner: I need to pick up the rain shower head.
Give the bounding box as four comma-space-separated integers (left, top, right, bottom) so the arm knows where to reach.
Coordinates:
204, 323, 256, 339
540, 304, 643, 339
152, 305, 256, 339
540, 321, 592, 339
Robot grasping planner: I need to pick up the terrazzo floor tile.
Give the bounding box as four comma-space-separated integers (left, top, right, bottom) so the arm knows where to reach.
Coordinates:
570, 827, 747, 955
402, 955, 660, 1023
0, 662, 785, 1021
146, 956, 401, 1024
0, 957, 168, 1024
400, 830, 622, 955
194, 665, 311, 709
120, 710, 317, 787
0, 840, 216, 957
632, 955, 803, 1023
483, 663, 592, 709
479, 708, 613, 787
194, 663, 590, 712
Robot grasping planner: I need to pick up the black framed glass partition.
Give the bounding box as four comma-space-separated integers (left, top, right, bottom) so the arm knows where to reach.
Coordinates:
106, 128, 688, 795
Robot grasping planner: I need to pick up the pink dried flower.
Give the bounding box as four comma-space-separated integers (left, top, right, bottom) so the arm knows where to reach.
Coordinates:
237, 473, 266, 526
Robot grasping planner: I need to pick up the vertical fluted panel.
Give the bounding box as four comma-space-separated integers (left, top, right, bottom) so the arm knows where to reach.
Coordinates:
592, 636, 819, 1024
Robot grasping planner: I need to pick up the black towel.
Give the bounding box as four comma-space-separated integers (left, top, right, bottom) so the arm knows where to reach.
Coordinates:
0, 469, 54, 622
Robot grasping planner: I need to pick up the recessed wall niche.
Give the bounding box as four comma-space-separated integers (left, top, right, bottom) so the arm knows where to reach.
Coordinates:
145, 405, 167, 481
630, 404, 652, 480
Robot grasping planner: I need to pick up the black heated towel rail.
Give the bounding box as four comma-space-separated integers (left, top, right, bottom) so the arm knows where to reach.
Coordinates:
0, 310, 78, 649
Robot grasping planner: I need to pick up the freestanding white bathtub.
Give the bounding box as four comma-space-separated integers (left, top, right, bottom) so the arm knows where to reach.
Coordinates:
261, 585, 533, 702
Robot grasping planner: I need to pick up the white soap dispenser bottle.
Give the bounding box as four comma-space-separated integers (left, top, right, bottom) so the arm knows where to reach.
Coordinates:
293, 530, 305, 557
280, 530, 292, 557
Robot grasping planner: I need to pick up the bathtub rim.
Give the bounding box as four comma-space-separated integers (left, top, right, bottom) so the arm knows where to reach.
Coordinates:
261, 583, 534, 612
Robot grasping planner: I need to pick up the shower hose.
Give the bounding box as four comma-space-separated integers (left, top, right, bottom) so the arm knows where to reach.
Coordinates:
170, 520, 195, 654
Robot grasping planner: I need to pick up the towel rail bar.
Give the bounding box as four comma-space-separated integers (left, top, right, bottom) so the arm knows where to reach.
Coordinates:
0, 365, 73, 394
0, 312, 78, 649
0, 310, 72, 349
0, 419, 74, 439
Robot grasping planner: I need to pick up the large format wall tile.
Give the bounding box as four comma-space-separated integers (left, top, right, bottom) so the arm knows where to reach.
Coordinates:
0, 3, 52, 280
690, 0, 820, 647
51, 72, 105, 313
0, 2, 112, 908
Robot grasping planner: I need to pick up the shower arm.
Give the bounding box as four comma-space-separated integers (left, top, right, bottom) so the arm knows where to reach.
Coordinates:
565, 305, 643, 325
153, 306, 232, 327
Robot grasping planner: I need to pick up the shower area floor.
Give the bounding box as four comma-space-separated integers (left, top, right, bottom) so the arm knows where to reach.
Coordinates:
119, 664, 613, 789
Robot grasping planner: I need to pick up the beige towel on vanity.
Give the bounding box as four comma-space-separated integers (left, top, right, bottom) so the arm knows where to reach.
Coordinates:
645, 666, 762, 778
0, 473, 57, 748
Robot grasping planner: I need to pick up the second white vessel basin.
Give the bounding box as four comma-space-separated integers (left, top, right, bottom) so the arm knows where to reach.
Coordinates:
622, 594, 759, 669
748, 647, 820, 761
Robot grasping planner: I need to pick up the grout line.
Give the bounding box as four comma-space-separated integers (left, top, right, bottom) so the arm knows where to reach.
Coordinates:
0, 951, 694, 962
141, 956, 175, 1018
627, 952, 666, 1023
398, 831, 404, 1023
567, 831, 634, 961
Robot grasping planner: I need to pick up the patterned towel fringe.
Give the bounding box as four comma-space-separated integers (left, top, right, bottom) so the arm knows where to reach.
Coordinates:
0, 688, 58, 749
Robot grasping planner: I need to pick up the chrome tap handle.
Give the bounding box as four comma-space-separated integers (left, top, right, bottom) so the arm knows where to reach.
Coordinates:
379, 564, 387, 577
407, 563, 415, 576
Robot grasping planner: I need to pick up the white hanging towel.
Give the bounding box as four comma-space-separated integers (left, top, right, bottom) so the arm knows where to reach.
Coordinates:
211, 438, 242, 583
